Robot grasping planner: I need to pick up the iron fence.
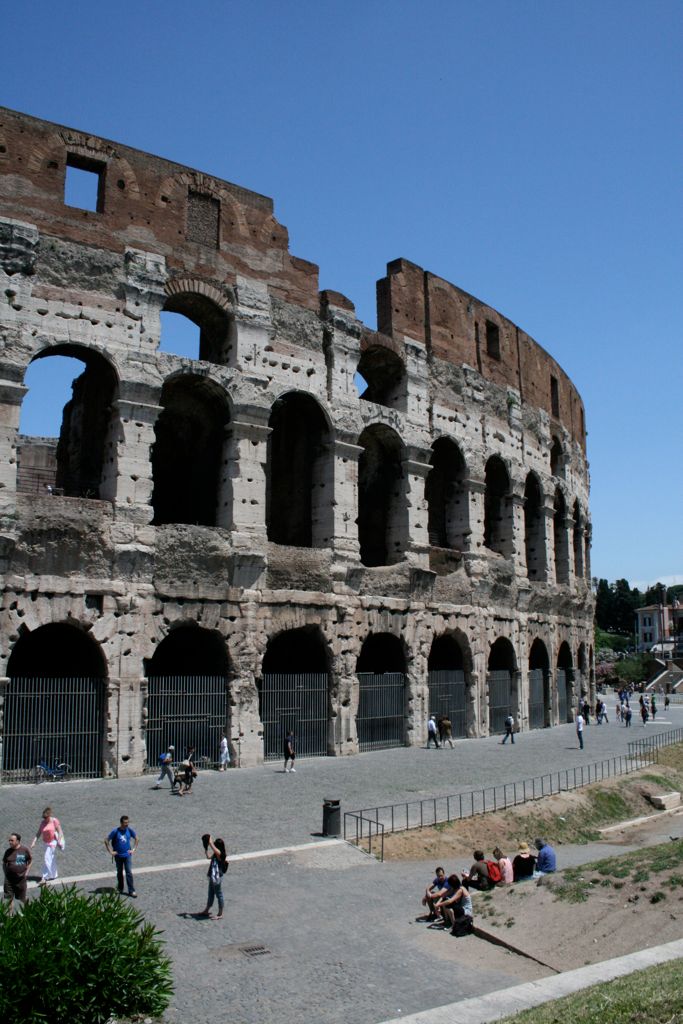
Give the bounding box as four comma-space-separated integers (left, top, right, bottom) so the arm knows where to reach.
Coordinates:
145, 675, 227, 770
1, 676, 103, 782
428, 669, 466, 737
356, 673, 406, 751
343, 812, 385, 861
260, 673, 328, 761
344, 749, 657, 839
557, 668, 568, 723
528, 668, 546, 730
628, 727, 683, 759
488, 670, 512, 734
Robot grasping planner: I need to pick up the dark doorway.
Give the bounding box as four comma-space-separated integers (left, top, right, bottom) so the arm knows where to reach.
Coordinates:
259, 627, 330, 761
556, 641, 574, 723
484, 456, 512, 555
356, 633, 407, 751
428, 634, 467, 738
487, 637, 516, 735
524, 473, 545, 580
426, 439, 467, 550
528, 639, 550, 729
357, 424, 404, 567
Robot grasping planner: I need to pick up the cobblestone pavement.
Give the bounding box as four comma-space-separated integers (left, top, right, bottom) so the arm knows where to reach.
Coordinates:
1, 711, 680, 1024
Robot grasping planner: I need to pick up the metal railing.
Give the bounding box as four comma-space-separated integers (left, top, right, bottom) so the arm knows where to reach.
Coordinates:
344, 812, 385, 862
628, 727, 683, 759
345, 750, 657, 840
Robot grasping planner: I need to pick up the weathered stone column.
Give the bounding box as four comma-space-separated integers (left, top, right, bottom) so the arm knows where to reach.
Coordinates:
542, 502, 556, 583
218, 417, 270, 547
104, 395, 162, 520
0, 376, 26, 515
398, 447, 431, 568
326, 439, 362, 564
510, 492, 528, 577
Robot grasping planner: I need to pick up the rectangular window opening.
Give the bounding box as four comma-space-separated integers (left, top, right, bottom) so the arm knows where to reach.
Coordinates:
65, 155, 105, 212
550, 375, 560, 418
485, 321, 500, 360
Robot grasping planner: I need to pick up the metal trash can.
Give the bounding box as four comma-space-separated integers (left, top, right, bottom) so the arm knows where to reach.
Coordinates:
322, 798, 341, 837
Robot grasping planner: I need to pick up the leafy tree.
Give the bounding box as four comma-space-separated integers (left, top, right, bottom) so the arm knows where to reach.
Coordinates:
0, 886, 173, 1024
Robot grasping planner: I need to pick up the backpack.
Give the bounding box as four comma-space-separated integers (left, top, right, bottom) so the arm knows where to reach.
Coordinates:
158, 752, 170, 765
485, 860, 503, 884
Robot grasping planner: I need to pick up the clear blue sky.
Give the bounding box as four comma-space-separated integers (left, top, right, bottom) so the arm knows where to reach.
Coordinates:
5, 0, 682, 588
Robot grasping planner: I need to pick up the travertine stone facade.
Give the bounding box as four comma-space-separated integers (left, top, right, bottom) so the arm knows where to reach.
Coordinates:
0, 108, 593, 777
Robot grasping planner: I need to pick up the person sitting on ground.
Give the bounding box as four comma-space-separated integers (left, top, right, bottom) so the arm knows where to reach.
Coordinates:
492, 846, 514, 884
436, 876, 474, 936
461, 850, 492, 891
421, 866, 450, 919
534, 837, 556, 875
512, 841, 536, 881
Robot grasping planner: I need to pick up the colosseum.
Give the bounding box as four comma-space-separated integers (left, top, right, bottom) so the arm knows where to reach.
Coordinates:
0, 107, 594, 781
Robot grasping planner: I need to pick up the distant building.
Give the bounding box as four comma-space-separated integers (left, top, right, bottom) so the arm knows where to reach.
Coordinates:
635, 602, 683, 655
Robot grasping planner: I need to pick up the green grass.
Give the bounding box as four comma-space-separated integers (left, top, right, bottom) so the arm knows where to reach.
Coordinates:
497, 957, 683, 1023
549, 839, 683, 903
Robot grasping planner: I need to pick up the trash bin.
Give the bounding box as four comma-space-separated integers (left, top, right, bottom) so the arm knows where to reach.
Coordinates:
322, 798, 341, 837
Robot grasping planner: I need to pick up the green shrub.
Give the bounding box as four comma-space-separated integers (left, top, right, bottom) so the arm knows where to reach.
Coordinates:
0, 886, 173, 1023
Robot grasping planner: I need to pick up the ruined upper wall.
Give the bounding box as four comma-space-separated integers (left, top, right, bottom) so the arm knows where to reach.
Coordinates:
377, 259, 586, 450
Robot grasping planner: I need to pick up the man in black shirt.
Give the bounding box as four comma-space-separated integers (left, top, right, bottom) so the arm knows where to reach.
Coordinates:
3, 832, 32, 913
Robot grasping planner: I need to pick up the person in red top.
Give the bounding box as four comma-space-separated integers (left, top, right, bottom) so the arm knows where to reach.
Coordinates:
31, 806, 64, 885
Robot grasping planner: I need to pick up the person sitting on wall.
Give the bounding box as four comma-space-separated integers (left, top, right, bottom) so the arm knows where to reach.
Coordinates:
492, 846, 514, 884
534, 838, 556, 876
420, 866, 450, 920
435, 876, 474, 936
512, 842, 536, 881
461, 850, 492, 891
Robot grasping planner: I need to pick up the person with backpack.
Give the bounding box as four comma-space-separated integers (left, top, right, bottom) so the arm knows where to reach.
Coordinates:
199, 834, 229, 920
153, 745, 175, 790
461, 850, 494, 890
501, 713, 515, 744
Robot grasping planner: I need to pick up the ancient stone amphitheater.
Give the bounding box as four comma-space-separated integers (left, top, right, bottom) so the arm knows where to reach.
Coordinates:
0, 107, 593, 780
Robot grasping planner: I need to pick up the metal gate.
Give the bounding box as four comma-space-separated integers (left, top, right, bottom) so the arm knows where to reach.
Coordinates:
356, 672, 406, 751
146, 675, 227, 770
528, 668, 547, 730
1, 676, 103, 782
488, 669, 512, 735
260, 673, 328, 761
428, 670, 467, 737
557, 668, 568, 723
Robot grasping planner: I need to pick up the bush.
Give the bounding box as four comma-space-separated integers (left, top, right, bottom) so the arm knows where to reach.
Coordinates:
0, 886, 173, 1023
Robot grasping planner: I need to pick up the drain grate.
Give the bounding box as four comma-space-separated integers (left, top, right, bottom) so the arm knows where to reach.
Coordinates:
241, 944, 271, 958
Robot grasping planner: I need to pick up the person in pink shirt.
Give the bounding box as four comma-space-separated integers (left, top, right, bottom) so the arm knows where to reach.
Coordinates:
30, 806, 64, 884
492, 846, 514, 884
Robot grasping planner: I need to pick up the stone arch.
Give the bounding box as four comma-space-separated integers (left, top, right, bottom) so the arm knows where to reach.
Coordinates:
550, 435, 565, 477
356, 632, 408, 750
427, 631, 474, 738
487, 637, 518, 735
524, 472, 546, 581
258, 626, 331, 760
556, 640, 574, 723
357, 423, 406, 567
357, 344, 406, 410
20, 343, 119, 500
553, 487, 570, 583
528, 637, 551, 729
425, 437, 468, 550
266, 392, 332, 548
5, 622, 107, 778
484, 455, 513, 556
144, 624, 232, 768
162, 282, 234, 364
151, 373, 231, 526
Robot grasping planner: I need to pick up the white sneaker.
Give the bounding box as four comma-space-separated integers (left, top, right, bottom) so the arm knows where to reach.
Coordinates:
285, 767, 290, 772
290, 767, 296, 772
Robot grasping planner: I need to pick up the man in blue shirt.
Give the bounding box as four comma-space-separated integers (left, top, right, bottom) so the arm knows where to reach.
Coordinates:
105, 815, 138, 898
534, 838, 556, 874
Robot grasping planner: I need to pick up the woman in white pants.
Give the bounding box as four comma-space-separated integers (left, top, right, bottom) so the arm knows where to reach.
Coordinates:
30, 806, 64, 883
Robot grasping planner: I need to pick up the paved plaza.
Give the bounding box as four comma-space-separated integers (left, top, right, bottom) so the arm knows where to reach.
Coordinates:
2, 711, 681, 1024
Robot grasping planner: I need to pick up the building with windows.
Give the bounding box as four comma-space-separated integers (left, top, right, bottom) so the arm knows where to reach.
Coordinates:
635, 602, 683, 655
0, 108, 594, 779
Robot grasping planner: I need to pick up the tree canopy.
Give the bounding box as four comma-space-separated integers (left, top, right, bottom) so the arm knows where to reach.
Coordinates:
592, 578, 680, 635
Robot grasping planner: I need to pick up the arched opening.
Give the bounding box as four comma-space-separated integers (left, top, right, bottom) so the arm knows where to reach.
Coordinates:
356, 633, 407, 751
357, 424, 405, 567
4, 623, 106, 780
573, 500, 585, 579
550, 435, 564, 477
484, 456, 512, 556
145, 625, 231, 769
553, 488, 570, 583
487, 637, 517, 735
425, 438, 468, 550
524, 473, 545, 581
259, 627, 330, 760
18, 347, 118, 500
556, 641, 574, 723
577, 642, 589, 699
266, 393, 331, 548
427, 634, 470, 738
161, 293, 232, 364
584, 525, 592, 579
356, 345, 406, 410
151, 374, 230, 526
528, 638, 550, 729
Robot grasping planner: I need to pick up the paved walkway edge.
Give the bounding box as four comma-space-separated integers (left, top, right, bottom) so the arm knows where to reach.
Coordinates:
377, 939, 683, 1024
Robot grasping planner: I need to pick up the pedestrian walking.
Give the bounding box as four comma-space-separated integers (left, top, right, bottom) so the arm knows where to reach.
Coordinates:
30, 806, 64, 884
665, 695, 670, 711
576, 710, 584, 749
3, 832, 32, 914
284, 731, 297, 772
651, 696, 657, 721
179, 746, 197, 795
441, 715, 454, 748
105, 815, 138, 898
199, 834, 229, 920
615, 702, 621, 723
501, 713, 515, 744
219, 734, 230, 771
624, 705, 632, 727
154, 745, 175, 789
640, 703, 649, 726
582, 699, 590, 725
427, 715, 440, 748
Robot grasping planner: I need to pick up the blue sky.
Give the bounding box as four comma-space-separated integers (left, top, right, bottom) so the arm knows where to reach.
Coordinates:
5, 0, 682, 588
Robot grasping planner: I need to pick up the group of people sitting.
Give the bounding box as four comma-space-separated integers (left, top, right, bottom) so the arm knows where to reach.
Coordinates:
419, 839, 557, 936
